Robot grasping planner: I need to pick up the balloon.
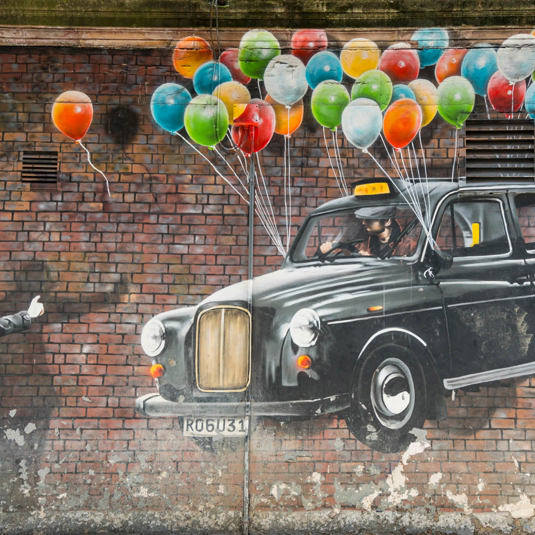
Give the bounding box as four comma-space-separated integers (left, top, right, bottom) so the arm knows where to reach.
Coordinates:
437, 76, 475, 129
351, 69, 393, 111
212, 81, 251, 123
409, 79, 438, 127
341, 98, 382, 150
291, 29, 328, 65
184, 94, 229, 147
435, 48, 468, 83
238, 29, 281, 80
525, 83, 535, 118
460, 45, 498, 96
391, 84, 416, 103
378, 43, 420, 84
383, 99, 422, 149
219, 48, 251, 85
265, 95, 303, 136
497, 34, 535, 83
487, 71, 526, 113
340, 38, 380, 79
52, 90, 93, 141
264, 54, 308, 106
150, 83, 192, 133
231, 99, 276, 154
173, 36, 213, 79
306, 51, 343, 89
193, 61, 232, 95
411, 28, 449, 67
310, 80, 350, 130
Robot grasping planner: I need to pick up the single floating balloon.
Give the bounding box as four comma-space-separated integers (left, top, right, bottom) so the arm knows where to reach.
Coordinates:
264, 54, 308, 106
342, 98, 382, 150
435, 48, 468, 83
265, 95, 304, 136
437, 76, 475, 129
213, 81, 251, 123
461, 45, 498, 96
411, 28, 449, 67
409, 79, 438, 127
150, 83, 192, 133
383, 98, 422, 149
193, 61, 232, 95
291, 29, 328, 65
219, 48, 251, 85
310, 80, 350, 130
184, 94, 229, 147
351, 69, 393, 111
173, 36, 213, 79
238, 29, 281, 80
306, 51, 343, 89
340, 38, 380, 79
497, 33, 535, 83
231, 99, 276, 154
378, 43, 420, 84
52, 90, 93, 141
487, 71, 526, 113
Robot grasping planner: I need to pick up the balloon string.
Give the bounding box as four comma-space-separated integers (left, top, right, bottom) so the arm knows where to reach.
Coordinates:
287, 133, 292, 252
451, 128, 458, 182
484, 95, 490, 120
332, 128, 348, 195
77, 140, 111, 199
322, 128, 344, 196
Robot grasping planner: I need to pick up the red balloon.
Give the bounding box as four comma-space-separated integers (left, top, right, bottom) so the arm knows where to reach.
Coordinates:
51, 90, 93, 141
219, 48, 251, 85
487, 71, 526, 113
291, 29, 328, 65
378, 44, 420, 84
435, 49, 468, 83
383, 98, 422, 149
231, 99, 276, 155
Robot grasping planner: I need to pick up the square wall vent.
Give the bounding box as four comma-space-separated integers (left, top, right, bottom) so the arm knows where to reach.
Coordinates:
21, 151, 58, 187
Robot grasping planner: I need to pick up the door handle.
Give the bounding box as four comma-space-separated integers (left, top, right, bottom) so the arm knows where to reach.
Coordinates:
513, 274, 531, 284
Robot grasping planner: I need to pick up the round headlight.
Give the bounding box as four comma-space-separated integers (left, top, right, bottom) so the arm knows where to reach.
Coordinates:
141, 319, 166, 357
289, 308, 321, 348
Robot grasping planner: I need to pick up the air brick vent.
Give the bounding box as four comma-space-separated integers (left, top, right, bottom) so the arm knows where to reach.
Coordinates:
21, 151, 58, 186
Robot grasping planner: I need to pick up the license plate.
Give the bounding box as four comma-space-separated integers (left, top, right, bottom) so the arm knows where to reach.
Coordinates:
183, 417, 248, 437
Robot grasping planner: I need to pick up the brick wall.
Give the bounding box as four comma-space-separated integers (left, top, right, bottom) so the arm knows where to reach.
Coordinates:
0, 34, 533, 534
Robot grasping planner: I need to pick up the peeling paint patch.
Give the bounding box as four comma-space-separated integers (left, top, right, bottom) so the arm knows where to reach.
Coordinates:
446, 490, 472, 514
429, 472, 443, 488
270, 482, 301, 501
24, 423, 36, 435
499, 493, 535, 519
5, 428, 25, 446
8, 409, 16, 418
477, 478, 485, 492
37, 467, 50, 487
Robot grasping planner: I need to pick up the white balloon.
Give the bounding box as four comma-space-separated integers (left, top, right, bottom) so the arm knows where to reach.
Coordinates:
341, 98, 382, 151
264, 54, 308, 106
497, 33, 535, 83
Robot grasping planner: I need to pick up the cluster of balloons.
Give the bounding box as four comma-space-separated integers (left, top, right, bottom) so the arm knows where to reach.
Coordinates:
150, 27, 535, 156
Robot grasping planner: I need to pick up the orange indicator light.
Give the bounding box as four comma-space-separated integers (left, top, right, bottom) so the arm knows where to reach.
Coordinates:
150, 363, 165, 378
367, 305, 384, 313
297, 355, 312, 369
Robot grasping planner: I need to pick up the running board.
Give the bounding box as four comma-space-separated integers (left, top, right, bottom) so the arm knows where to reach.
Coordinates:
443, 361, 535, 390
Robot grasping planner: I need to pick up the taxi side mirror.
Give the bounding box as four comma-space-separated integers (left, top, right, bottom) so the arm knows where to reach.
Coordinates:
423, 248, 453, 281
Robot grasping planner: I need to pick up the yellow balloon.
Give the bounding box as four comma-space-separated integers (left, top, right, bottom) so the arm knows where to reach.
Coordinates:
409, 79, 438, 127
340, 38, 380, 79
212, 81, 251, 123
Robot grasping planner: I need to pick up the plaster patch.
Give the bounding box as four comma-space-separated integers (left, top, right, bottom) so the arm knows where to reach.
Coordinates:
362, 489, 381, 511
18, 460, 30, 496
334, 437, 344, 452
5, 428, 24, 446
309, 472, 322, 484
429, 472, 443, 488
446, 490, 472, 514
24, 423, 36, 435
37, 467, 50, 487
499, 494, 535, 519
477, 478, 485, 492
270, 482, 301, 501
8, 409, 16, 418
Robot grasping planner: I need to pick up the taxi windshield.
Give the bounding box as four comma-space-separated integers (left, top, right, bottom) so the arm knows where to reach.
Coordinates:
291, 204, 422, 262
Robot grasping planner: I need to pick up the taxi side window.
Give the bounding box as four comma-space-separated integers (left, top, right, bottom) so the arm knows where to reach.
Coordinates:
435, 200, 509, 257
514, 194, 535, 253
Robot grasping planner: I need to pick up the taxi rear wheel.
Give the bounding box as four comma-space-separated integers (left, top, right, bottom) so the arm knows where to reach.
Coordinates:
345, 345, 426, 453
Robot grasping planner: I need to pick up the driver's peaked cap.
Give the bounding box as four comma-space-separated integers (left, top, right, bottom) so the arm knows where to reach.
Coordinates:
354, 205, 396, 220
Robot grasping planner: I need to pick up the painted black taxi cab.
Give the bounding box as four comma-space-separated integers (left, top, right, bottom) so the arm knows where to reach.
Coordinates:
137, 178, 535, 452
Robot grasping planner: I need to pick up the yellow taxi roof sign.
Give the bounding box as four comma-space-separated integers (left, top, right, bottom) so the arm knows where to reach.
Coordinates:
353, 181, 391, 196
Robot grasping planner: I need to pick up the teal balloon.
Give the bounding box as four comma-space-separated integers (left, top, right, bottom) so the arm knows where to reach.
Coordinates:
150, 83, 192, 133
341, 98, 382, 150
525, 83, 535, 118
238, 29, 281, 80
391, 84, 416, 103
310, 80, 350, 130
411, 28, 449, 67
461, 45, 497, 96
184, 94, 229, 146
437, 76, 475, 129
351, 69, 393, 111
193, 61, 232, 95
306, 51, 343, 89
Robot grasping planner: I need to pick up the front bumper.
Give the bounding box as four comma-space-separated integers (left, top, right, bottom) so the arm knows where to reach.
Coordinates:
136, 392, 350, 418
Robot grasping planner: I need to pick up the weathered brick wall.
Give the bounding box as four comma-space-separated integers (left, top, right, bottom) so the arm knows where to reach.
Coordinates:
0, 33, 533, 534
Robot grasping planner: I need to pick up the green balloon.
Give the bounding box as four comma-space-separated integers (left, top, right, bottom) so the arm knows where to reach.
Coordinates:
437, 76, 475, 129
311, 81, 350, 130
238, 29, 281, 80
351, 69, 393, 111
184, 94, 229, 147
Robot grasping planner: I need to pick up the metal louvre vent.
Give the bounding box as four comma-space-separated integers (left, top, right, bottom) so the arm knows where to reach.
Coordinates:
465, 119, 535, 181
195, 306, 251, 392
21, 151, 58, 185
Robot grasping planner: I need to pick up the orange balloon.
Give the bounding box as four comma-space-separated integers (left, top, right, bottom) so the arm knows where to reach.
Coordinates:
383, 98, 422, 149
435, 49, 468, 83
51, 90, 93, 141
173, 36, 213, 79
213, 81, 251, 123
340, 38, 380, 79
266, 95, 304, 136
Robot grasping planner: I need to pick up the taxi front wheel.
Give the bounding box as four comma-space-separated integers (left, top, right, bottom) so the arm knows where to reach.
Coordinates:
345, 345, 427, 453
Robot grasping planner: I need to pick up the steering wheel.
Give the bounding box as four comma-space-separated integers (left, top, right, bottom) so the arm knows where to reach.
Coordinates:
318, 240, 361, 260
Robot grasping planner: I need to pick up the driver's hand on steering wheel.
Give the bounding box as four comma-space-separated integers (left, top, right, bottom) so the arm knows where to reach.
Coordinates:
320, 241, 335, 254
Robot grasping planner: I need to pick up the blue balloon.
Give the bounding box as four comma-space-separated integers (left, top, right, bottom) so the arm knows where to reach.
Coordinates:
525, 84, 535, 118
461, 45, 498, 96
411, 28, 449, 67
341, 98, 382, 151
193, 61, 232, 95
150, 83, 192, 133
306, 51, 343, 89
391, 84, 416, 103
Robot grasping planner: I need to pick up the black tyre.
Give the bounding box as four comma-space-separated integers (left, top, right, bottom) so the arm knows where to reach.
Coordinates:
345, 344, 427, 453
